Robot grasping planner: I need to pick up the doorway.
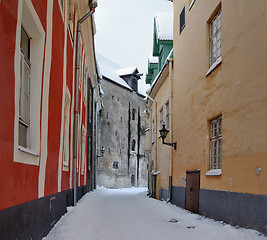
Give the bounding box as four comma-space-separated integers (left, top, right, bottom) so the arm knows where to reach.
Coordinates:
185, 170, 200, 213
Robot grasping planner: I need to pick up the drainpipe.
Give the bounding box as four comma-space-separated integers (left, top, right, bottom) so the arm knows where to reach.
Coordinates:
73, 9, 95, 207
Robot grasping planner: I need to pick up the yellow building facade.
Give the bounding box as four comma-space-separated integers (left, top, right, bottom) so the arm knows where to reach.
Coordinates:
171, 0, 267, 234
146, 61, 174, 200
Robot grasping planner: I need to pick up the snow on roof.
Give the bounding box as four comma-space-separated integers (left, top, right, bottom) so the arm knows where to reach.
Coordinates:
115, 67, 137, 76
96, 54, 132, 91
155, 13, 173, 41
149, 56, 159, 64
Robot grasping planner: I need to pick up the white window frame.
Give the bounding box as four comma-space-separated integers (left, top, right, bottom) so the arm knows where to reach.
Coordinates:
165, 101, 170, 130
58, 0, 65, 20
14, 0, 45, 165
83, 65, 87, 102
63, 88, 71, 168
19, 27, 31, 149
209, 9, 221, 66
189, 0, 196, 10
209, 116, 222, 170
152, 119, 155, 144
81, 126, 86, 174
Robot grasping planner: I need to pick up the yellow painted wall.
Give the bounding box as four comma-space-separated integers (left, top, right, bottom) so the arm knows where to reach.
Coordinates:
148, 67, 173, 199
172, 0, 267, 195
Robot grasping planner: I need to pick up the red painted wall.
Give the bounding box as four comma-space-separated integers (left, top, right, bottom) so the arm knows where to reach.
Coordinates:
0, 0, 89, 211
0, 1, 40, 210
45, 0, 64, 196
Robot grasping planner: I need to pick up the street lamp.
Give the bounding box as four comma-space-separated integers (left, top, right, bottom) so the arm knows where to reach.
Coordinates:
159, 124, 177, 150
97, 146, 105, 158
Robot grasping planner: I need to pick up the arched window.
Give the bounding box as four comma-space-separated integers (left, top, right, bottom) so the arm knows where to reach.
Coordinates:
132, 108, 136, 121
131, 139, 136, 151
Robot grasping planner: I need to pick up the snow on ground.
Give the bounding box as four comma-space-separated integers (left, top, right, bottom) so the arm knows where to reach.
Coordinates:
43, 188, 266, 240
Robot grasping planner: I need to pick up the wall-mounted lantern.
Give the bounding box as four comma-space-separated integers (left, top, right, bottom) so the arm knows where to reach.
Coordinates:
159, 124, 176, 150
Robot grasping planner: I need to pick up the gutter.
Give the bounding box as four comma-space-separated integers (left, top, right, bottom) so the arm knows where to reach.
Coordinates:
73, 8, 95, 207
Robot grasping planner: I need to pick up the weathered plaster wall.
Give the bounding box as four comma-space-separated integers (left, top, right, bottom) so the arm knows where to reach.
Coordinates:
97, 79, 147, 188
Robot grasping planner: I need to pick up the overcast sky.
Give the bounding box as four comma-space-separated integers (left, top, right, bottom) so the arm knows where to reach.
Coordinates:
94, 0, 173, 94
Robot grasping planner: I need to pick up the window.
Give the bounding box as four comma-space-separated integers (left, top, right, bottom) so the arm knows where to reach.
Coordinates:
83, 66, 87, 101
132, 108, 136, 121
152, 119, 155, 144
63, 89, 71, 167
14, 0, 45, 165
81, 126, 86, 174
159, 108, 163, 129
58, 0, 64, 19
210, 116, 222, 169
19, 27, 31, 148
131, 139, 136, 152
112, 161, 119, 169
68, 0, 74, 41
165, 101, 170, 130
179, 6, 185, 33
210, 9, 221, 66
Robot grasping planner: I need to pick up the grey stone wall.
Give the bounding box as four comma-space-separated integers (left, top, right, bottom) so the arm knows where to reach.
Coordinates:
97, 78, 147, 188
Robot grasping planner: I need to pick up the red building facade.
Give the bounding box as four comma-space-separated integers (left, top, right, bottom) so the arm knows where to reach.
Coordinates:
0, 0, 100, 238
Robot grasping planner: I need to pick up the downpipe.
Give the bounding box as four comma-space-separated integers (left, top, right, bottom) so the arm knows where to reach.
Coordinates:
73, 9, 95, 207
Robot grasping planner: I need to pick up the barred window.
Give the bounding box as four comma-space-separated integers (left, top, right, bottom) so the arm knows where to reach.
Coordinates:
210, 116, 222, 169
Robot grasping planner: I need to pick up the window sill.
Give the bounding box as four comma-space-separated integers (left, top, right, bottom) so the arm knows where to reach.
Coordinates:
205, 169, 222, 176
206, 57, 222, 76
18, 146, 39, 157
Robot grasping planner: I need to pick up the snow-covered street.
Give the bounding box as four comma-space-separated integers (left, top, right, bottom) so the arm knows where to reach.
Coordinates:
43, 188, 266, 240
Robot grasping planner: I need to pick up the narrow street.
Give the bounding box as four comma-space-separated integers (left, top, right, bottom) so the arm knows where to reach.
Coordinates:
43, 188, 266, 240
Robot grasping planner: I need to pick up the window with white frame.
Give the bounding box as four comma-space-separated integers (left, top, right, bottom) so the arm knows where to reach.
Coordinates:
152, 119, 155, 144
68, 0, 74, 41
83, 66, 87, 101
159, 107, 163, 133
179, 6, 185, 33
165, 101, 170, 130
58, 0, 64, 19
63, 89, 71, 167
81, 126, 86, 174
14, 0, 45, 165
210, 9, 221, 66
19, 27, 31, 148
210, 116, 222, 169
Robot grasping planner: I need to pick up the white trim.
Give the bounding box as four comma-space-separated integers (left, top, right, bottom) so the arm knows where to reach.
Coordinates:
39, 0, 54, 198
205, 169, 222, 176
189, 0, 196, 10
206, 56, 222, 76
58, 4, 68, 192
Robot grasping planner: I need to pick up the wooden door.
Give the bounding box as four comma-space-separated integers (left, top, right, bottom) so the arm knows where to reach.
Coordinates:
185, 171, 200, 213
